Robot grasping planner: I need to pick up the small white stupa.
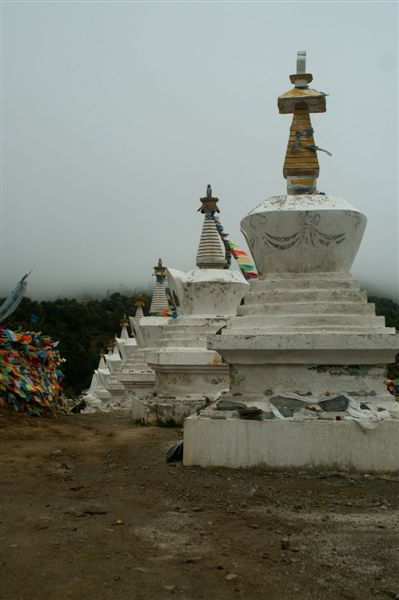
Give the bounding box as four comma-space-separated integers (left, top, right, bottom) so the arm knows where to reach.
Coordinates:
83, 320, 135, 413
83, 269, 170, 414
118, 299, 157, 404
83, 350, 112, 413
184, 52, 399, 473
104, 326, 133, 411
119, 270, 171, 417
143, 186, 249, 425
149, 259, 170, 314
116, 315, 137, 362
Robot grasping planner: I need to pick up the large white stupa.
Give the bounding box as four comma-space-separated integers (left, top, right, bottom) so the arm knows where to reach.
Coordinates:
184, 52, 399, 472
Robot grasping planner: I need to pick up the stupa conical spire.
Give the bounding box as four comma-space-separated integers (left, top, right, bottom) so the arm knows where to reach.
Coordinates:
149, 259, 169, 315
119, 315, 130, 340
278, 51, 331, 195
134, 294, 145, 318
196, 185, 226, 269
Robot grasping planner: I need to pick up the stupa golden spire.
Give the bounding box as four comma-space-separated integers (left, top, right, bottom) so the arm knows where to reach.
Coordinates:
153, 258, 167, 282
134, 294, 145, 308
134, 294, 145, 318
120, 314, 129, 328
278, 51, 330, 195
149, 259, 169, 315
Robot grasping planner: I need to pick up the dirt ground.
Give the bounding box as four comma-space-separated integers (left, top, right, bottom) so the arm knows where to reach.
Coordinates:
0, 411, 398, 600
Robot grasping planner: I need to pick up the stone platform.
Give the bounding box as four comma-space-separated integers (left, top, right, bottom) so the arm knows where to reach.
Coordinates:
184, 416, 399, 473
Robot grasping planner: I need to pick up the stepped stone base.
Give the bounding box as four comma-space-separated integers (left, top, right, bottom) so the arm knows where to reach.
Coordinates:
144, 337, 230, 425
132, 356, 227, 425
184, 417, 399, 473
185, 270, 399, 472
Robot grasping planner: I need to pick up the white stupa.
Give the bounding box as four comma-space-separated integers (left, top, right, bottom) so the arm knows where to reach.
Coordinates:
184, 52, 399, 472
116, 316, 137, 361
143, 186, 249, 425
82, 273, 170, 414
103, 335, 131, 409
83, 319, 136, 413
149, 259, 169, 314
83, 351, 112, 413
118, 301, 157, 404
118, 273, 171, 416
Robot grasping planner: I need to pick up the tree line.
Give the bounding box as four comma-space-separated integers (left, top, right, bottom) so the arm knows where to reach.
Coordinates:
3, 292, 152, 397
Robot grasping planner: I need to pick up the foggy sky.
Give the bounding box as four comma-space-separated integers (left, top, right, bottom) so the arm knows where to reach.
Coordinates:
1, 1, 398, 301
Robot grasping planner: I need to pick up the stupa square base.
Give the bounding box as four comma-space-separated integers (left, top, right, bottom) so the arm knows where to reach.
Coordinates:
132, 395, 210, 425
184, 416, 399, 473
227, 362, 390, 400
153, 364, 229, 397
105, 392, 132, 413
141, 357, 229, 424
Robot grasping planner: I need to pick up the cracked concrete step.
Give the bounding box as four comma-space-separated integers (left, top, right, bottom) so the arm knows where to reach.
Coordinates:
244, 288, 368, 303
238, 301, 376, 316
226, 325, 395, 334
229, 313, 387, 328
257, 278, 359, 290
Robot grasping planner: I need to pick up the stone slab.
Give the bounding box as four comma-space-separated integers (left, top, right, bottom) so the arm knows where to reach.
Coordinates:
184, 417, 399, 473
208, 333, 399, 364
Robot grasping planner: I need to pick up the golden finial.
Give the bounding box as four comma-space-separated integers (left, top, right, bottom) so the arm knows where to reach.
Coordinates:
198, 184, 220, 214
120, 314, 129, 327
134, 294, 145, 307
278, 51, 330, 195
153, 258, 167, 282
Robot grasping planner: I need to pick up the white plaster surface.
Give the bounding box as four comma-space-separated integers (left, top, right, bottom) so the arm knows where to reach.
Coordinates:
196, 216, 226, 269
149, 281, 169, 314
223, 363, 391, 399
167, 268, 249, 317
106, 354, 122, 374
184, 417, 399, 473
84, 315, 168, 414
184, 196, 399, 473
129, 316, 169, 348
152, 363, 229, 396
241, 195, 367, 276
116, 337, 137, 361
139, 265, 248, 424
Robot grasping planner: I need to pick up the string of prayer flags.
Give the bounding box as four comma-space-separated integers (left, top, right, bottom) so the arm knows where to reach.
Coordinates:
227, 242, 258, 280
